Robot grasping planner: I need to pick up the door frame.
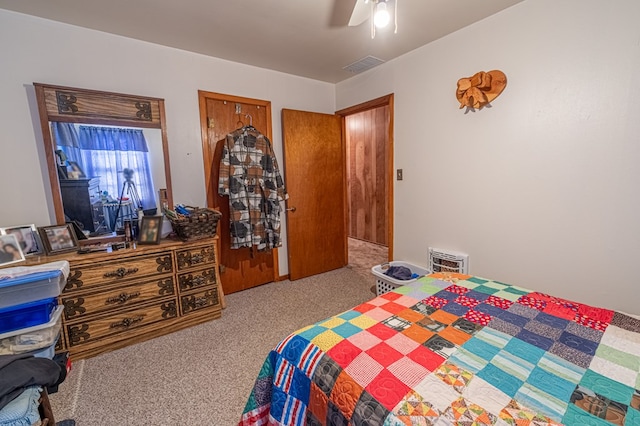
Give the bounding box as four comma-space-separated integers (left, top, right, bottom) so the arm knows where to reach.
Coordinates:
197, 90, 280, 281
336, 94, 394, 261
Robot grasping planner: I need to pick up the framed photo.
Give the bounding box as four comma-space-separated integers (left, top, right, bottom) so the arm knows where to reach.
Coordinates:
67, 161, 86, 179
138, 216, 163, 245
0, 224, 43, 256
38, 224, 79, 254
0, 234, 26, 266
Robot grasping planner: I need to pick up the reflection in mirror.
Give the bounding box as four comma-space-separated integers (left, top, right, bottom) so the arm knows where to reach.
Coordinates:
34, 83, 173, 240
51, 123, 167, 235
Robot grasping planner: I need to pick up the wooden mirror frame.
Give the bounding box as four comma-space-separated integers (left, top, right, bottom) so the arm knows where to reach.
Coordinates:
33, 83, 173, 228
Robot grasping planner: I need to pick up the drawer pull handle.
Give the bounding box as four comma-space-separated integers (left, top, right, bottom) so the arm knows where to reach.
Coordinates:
105, 291, 140, 305
104, 267, 139, 279
110, 315, 145, 329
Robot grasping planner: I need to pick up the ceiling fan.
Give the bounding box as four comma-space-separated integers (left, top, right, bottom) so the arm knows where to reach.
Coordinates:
335, 0, 398, 38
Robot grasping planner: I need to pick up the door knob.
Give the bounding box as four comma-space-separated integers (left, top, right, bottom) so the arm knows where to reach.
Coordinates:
286, 207, 297, 212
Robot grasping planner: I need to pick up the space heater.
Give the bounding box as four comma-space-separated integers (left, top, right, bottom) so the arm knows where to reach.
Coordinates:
428, 247, 469, 274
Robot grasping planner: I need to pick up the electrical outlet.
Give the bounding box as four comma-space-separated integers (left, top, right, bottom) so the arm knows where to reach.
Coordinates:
396, 169, 403, 180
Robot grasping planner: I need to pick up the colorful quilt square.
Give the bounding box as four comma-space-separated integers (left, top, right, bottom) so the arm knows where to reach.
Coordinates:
574, 313, 609, 332
410, 301, 437, 316
475, 302, 504, 317
337, 310, 361, 321
433, 362, 473, 393
382, 315, 413, 332
463, 309, 493, 326
401, 324, 434, 344
348, 313, 378, 330
381, 291, 404, 302
516, 328, 555, 351
477, 364, 524, 398
442, 397, 498, 424
326, 339, 363, 369
308, 382, 329, 424
413, 373, 461, 412
491, 349, 535, 382
601, 325, 640, 355
351, 391, 391, 426
558, 330, 599, 355
326, 399, 350, 425
515, 384, 568, 422
394, 307, 425, 323
537, 351, 585, 385
407, 345, 446, 371
462, 376, 512, 414
451, 317, 483, 335
311, 329, 345, 351
534, 311, 571, 329
563, 401, 617, 426
439, 326, 474, 346
362, 306, 396, 321
348, 330, 383, 351
344, 352, 384, 387
566, 321, 604, 343
500, 399, 562, 425
385, 332, 421, 355
465, 289, 491, 301
366, 342, 404, 368
440, 301, 471, 316
580, 369, 635, 405
495, 310, 530, 328
466, 276, 489, 285
330, 370, 364, 419
387, 356, 431, 388
449, 347, 490, 374
527, 365, 575, 402
416, 316, 448, 333
462, 335, 502, 363
524, 320, 564, 340
393, 295, 422, 308
588, 356, 638, 389
549, 341, 594, 369
381, 301, 412, 315
332, 322, 365, 339
488, 317, 522, 337
429, 309, 459, 325
517, 295, 547, 311
353, 302, 376, 314
422, 295, 449, 309
472, 285, 502, 295
444, 284, 471, 295
392, 390, 440, 422
312, 355, 343, 396
319, 317, 346, 328
433, 290, 460, 301
297, 325, 329, 341
366, 368, 411, 411
595, 343, 640, 373
423, 335, 458, 358
611, 312, 640, 333
569, 385, 630, 426
507, 302, 540, 319
485, 294, 513, 310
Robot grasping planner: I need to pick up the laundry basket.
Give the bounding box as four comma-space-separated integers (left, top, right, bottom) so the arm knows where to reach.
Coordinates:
371, 261, 431, 296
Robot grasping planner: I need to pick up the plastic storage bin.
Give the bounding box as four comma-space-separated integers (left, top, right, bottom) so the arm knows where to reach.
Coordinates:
0, 305, 63, 355
0, 261, 68, 309
0, 298, 57, 334
371, 261, 431, 296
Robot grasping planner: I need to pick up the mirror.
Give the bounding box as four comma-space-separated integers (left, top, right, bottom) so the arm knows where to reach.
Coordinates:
34, 83, 173, 236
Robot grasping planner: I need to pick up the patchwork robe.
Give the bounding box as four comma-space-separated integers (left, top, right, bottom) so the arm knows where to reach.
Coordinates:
218, 126, 287, 251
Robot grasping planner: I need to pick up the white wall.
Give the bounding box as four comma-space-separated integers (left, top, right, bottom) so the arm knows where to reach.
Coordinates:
337, 0, 640, 314
0, 9, 335, 275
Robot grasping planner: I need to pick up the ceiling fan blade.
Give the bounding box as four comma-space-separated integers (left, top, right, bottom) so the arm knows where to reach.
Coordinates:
348, 0, 371, 27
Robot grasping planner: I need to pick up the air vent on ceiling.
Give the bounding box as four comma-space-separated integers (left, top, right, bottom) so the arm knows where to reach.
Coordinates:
343, 56, 385, 74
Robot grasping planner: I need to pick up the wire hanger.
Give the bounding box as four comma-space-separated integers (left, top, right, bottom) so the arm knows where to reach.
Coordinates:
245, 114, 253, 127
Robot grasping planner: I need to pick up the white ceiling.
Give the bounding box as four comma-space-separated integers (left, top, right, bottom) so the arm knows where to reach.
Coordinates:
0, 0, 523, 83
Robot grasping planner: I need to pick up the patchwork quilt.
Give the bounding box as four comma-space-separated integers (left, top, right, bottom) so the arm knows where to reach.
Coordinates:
239, 273, 640, 425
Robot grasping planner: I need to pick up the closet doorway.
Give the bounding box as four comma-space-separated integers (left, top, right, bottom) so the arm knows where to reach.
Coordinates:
337, 96, 393, 282
198, 91, 278, 294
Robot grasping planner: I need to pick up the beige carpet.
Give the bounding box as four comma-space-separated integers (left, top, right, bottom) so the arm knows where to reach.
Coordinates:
49, 267, 374, 425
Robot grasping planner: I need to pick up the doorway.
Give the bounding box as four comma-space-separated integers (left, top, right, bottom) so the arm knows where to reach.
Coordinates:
336, 95, 393, 285
198, 91, 278, 295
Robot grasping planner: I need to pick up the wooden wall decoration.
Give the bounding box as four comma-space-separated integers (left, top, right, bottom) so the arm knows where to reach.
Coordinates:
456, 70, 507, 110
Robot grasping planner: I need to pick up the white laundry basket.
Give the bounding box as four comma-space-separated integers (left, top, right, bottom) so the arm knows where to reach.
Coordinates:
371, 261, 431, 296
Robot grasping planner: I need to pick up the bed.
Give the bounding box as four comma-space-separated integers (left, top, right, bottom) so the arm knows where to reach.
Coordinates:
239, 272, 640, 425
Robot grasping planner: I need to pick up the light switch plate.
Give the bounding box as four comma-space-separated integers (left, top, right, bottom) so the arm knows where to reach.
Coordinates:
396, 169, 403, 180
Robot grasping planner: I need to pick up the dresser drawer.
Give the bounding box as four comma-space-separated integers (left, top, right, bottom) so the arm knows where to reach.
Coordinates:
177, 267, 216, 292
175, 244, 215, 271
62, 275, 175, 320
180, 287, 220, 315
65, 299, 178, 347
65, 252, 174, 292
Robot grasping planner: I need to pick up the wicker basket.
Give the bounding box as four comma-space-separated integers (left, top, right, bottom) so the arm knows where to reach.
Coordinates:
168, 208, 221, 241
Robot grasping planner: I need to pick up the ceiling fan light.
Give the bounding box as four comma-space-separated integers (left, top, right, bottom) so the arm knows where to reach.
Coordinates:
374, 2, 390, 28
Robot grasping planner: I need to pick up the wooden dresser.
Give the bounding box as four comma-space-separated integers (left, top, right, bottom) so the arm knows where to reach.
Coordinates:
26, 237, 223, 360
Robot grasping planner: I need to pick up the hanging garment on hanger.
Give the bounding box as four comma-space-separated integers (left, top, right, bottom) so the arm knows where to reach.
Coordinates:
218, 126, 287, 251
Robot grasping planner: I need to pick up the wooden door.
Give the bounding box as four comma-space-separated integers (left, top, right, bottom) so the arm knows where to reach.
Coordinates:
199, 92, 276, 294
345, 106, 389, 245
282, 109, 347, 280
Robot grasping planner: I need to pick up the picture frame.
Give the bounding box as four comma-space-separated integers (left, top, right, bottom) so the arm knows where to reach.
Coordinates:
67, 161, 86, 179
38, 224, 79, 254
0, 234, 26, 266
138, 216, 163, 245
0, 224, 43, 256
